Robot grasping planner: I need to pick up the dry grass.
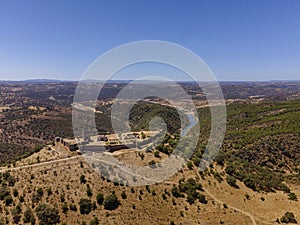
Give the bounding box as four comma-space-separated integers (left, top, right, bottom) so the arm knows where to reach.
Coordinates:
0, 147, 298, 225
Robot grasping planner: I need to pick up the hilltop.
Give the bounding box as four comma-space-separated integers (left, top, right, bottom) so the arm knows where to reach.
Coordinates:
0, 81, 299, 224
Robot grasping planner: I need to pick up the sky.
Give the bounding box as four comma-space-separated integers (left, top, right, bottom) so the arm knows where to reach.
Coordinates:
0, 0, 299, 81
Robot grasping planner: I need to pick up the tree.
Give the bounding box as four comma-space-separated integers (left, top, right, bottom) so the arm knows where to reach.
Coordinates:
103, 194, 120, 210
226, 176, 239, 188
288, 192, 298, 201
186, 161, 193, 170
11, 205, 22, 224
5, 195, 13, 206
7, 175, 16, 187
215, 153, 225, 166
243, 177, 256, 190
280, 212, 297, 223
245, 193, 250, 200
60, 194, 65, 203
24, 208, 35, 224
79, 198, 92, 215
146, 185, 151, 193
96, 193, 104, 205
80, 175, 87, 184
198, 193, 208, 204
171, 186, 183, 198
0, 187, 10, 200
89, 217, 99, 225
37, 188, 44, 197
13, 189, 18, 197
69, 204, 77, 211
62, 203, 69, 214
47, 187, 52, 196
186, 194, 195, 204
192, 157, 201, 167
19, 195, 24, 203
35, 204, 60, 225
87, 187, 93, 197
121, 191, 127, 199
225, 164, 235, 175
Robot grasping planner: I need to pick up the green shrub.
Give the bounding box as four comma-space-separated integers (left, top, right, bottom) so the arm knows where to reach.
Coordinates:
171, 186, 183, 198
245, 193, 250, 200
186, 161, 193, 170
92, 201, 97, 210
225, 164, 235, 175
186, 194, 195, 204
69, 204, 77, 211
35, 204, 60, 225
146, 185, 150, 193
212, 171, 223, 183
13, 189, 18, 197
288, 192, 298, 201
79, 198, 92, 215
121, 191, 127, 199
226, 176, 238, 188
90, 217, 99, 225
7, 175, 16, 186
11, 205, 22, 224
243, 177, 256, 190
19, 195, 24, 203
37, 188, 44, 197
60, 194, 65, 203
96, 193, 104, 205
198, 193, 208, 204
103, 194, 120, 210
23, 208, 35, 224
280, 212, 297, 223
47, 187, 52, 196
215, 153, 225, 166
62, 203, 69, 214
80, 175, 87, 184
87, 187, 93, 197
192, 157, 201, 166
154, 150, 160, 158
0, 187, 10, 200
5, 195, 13, 206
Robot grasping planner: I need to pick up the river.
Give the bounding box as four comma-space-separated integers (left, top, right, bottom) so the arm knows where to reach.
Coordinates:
181, 112, 197, 137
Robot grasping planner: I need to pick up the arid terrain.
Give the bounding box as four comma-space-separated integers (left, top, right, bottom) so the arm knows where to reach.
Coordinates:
0, 81, 299, 225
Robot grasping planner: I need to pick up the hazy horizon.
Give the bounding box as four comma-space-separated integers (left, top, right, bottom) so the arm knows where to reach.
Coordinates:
0, 78, 299, 82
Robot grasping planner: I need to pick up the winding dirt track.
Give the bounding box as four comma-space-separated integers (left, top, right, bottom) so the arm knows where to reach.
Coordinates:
202, 186, 257, 225
0, 156, 82, 173
192, 167, 258, 225
0, 155, 266, 225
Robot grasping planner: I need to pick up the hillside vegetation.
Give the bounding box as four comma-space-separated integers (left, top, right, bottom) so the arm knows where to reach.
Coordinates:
195, 100, 300, 193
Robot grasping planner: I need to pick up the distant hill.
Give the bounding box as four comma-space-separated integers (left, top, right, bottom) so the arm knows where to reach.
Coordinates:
23, 79, 68, 83
0, 79, 68, 84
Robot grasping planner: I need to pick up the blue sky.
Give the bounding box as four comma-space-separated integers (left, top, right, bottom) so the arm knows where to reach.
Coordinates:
0, 0, 299, 81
